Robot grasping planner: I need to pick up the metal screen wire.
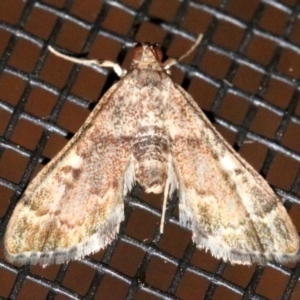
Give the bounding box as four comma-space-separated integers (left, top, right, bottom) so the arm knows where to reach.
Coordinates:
0, 0, 300, 299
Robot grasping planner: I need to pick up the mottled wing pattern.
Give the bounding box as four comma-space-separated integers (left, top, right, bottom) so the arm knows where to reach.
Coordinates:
4, 79, 136, 266
166, 84, 299, 264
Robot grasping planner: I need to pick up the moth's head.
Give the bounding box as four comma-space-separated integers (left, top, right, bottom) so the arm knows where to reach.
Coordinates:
133, 44, 163, 63
132, 44, 164, 70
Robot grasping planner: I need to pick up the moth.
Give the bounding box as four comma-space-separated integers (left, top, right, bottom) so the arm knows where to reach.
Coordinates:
4, 36, 299, 266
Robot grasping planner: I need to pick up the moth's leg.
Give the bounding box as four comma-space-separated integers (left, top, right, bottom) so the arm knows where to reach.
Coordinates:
160, 177, 170, 233
48, 46, 126, 77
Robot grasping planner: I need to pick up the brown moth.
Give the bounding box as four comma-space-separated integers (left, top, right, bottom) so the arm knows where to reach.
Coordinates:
4, 36, 299, 266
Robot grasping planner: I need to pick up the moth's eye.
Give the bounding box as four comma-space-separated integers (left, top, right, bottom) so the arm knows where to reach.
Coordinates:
132, 45, 144, 62
152, 47, 163, 61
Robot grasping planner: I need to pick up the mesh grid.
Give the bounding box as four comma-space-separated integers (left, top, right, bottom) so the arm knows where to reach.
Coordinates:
0, 0, 300, 299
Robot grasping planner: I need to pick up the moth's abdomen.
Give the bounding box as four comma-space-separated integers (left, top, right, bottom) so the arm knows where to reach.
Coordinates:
133, 127, 169, 194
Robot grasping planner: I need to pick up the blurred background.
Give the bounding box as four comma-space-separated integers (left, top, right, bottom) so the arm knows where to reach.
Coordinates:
0, 0, 300, 299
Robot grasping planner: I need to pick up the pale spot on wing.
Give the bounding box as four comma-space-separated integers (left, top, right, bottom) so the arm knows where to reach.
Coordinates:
220, 155, 236, 171
63, 153, 83, 168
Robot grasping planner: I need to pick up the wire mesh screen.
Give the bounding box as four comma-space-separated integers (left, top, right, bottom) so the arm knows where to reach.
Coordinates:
0, 0, 300, 299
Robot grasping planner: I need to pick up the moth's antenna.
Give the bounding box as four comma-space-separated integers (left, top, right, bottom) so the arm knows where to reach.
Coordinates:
177, 34, 203, 63
163, 34, 203, 70
48, 46, 126, 77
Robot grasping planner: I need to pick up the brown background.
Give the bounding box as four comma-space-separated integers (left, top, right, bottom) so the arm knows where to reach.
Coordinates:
0, 0, 300, 299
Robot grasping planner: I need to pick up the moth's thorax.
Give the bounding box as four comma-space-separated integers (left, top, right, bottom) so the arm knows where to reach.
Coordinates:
131, 44, 165, 72
133, 126, 169, 194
